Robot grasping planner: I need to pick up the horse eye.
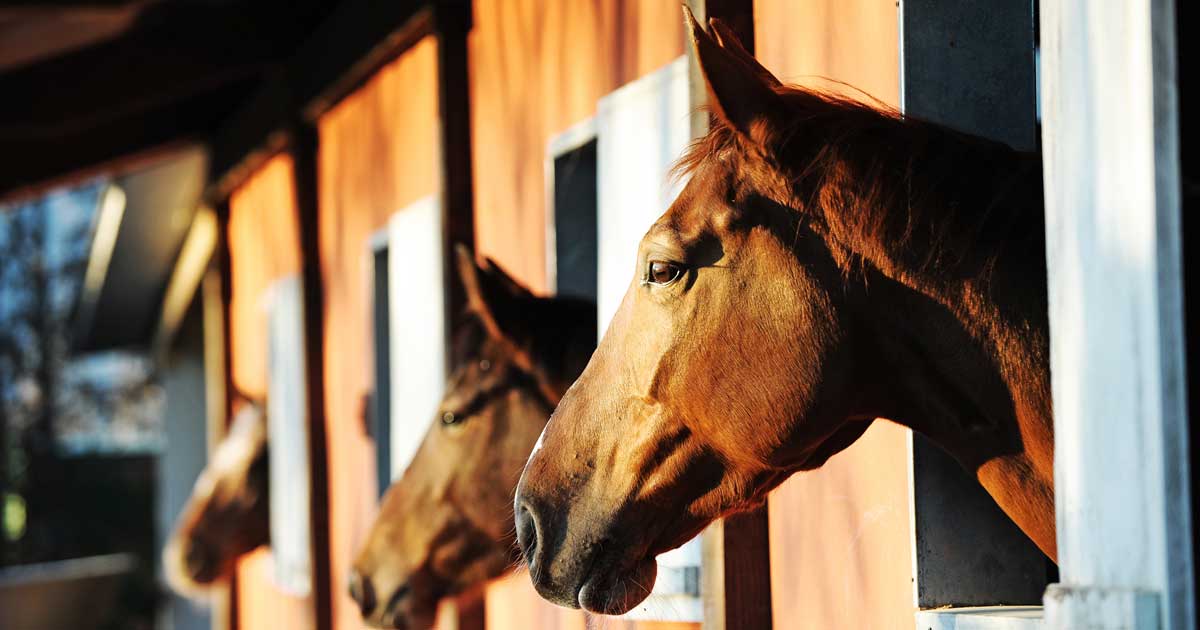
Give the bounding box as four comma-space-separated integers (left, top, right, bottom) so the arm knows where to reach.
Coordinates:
647, 261, 683, 285
441, 411, 462, 426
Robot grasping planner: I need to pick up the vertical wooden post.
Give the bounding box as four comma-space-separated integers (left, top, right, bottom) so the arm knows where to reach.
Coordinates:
687, 3, 773, 629
290, 123, 334, 630
434, 2, 482, 628
435, 0, 477, 348
1040, 0, 1194, 627
210, 198, 237, 630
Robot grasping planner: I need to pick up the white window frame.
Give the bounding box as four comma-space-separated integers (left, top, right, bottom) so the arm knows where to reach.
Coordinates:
1040, 0, 1193, 628
384, 195, 446, 480
263, 274, 313, 597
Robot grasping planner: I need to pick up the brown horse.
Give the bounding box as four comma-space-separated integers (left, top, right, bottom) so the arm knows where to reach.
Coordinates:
163, 399, 270, 594
348, 247, 596, 629
514, 10, 1055, 615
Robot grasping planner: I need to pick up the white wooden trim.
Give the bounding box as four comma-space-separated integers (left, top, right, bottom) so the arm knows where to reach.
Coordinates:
367, 224, 390, 253
596, 56, 691, 330
1040, 0, 1193, 627
386, 195, 445, 480
264, 275, 314, 596
915, 606, 1043, 630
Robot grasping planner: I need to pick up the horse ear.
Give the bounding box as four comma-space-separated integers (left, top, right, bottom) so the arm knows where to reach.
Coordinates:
684, 6, 786, 145
453, 245, 536, 367
707, 17, 781, 89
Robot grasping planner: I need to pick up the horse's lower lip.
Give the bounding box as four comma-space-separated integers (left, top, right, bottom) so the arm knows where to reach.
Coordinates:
376, 608, 410, 630
576, 556, 658, 615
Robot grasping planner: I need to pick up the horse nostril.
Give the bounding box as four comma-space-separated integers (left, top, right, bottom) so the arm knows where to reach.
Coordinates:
349, 569, 377, 618
516, 503, 540, 567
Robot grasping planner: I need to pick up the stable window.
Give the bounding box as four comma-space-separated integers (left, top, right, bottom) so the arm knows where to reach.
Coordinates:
545, 121, 599, 307
384, 196, 446, 481
364, 196, 446, 493
368, 234, 391, 498
902, 0, 1051, 626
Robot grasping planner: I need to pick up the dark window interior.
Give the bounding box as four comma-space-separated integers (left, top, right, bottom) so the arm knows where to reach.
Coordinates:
371, 246, 391, 499
553, 139, 599, 305
902, 0, 1051, 606
1178, 0, 1198, 611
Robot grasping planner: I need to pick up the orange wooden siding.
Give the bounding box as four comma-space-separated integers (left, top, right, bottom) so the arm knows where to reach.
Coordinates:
469, 1, 687, 627
469, 0, 684, 292
754, 1, 915, 628
227, 154, 313, 629
315, 36, 442, 630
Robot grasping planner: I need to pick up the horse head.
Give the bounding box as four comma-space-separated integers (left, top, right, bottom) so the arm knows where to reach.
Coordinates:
349, 247, 595, 629
164, 399, 270, 594
514, 9, 1054, 615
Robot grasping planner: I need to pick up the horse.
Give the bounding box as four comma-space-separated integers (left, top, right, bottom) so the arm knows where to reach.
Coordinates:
513, 9, 1055, 615
348, 246, 597, 629
163, 399, 270, 594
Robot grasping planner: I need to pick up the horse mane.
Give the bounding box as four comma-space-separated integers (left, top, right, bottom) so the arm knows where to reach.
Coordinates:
675, 83, 1045, 293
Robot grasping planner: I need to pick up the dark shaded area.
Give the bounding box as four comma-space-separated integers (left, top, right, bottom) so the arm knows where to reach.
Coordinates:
553, 139, 599, 304
1177, 0, 1199, 614
371, 246, 391, 499
0, 0, 336, 200
901, 0, 1049, 607
902, 0, 1039, 152
18, 453, 159, 630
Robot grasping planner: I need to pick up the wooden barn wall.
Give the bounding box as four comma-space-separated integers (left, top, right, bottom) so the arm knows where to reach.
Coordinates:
315, 37, 441, 630
754, 1, 915, 629
469, 0, 683, 293
468, 1, 688, 629
226, 154, 313, 629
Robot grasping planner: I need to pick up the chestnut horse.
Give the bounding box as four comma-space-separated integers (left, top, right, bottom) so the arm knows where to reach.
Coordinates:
348, 247, 596, 629
514, 10, 1055, 615
164, 399, 270, 594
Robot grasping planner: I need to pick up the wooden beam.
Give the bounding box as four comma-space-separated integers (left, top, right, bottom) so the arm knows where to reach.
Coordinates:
289, 123, 334, 630
211, 197, 238, 630
686, 2, 773, 629
0, 8, 277, 138
434, 0, 476, 360
433, 6, 482, 628
207, 0, 432, 200
0, 82, 252, 201
0, 2, 313, 197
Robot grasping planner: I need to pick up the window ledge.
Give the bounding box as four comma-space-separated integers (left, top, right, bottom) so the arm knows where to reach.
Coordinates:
915, 606, 1043, 630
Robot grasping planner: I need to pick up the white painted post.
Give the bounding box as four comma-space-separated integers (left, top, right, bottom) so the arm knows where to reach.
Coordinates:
1040, 0, 1193, 628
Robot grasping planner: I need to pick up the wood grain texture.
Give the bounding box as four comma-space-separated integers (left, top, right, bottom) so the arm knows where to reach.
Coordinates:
293, 122, 334, 630
753, 4, 913, 628
468, 0, 684, 294
227, 153, 314, 630
316, 36, 442, 630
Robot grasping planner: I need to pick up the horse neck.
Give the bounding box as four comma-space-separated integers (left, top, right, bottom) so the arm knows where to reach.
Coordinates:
833, 140, 1057, 558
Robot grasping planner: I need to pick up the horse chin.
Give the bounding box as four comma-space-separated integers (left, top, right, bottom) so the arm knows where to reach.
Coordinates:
578, 556, 657, 615
373, 603, 434, 630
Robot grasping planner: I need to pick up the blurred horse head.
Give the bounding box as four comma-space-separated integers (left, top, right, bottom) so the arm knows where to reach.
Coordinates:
349, 247, 595, 629
164, 399, 270, 594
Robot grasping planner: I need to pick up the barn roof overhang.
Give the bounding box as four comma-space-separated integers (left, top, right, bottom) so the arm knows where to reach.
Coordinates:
1, 0, 472, 355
